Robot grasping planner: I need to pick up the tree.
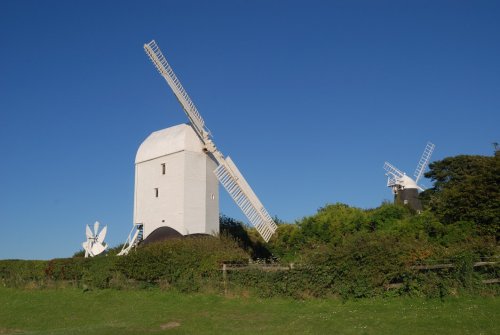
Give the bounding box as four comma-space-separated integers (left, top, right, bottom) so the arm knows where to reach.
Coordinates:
219, 214, 272, 259
298, 203, 368, 245
421, 153, 499, 238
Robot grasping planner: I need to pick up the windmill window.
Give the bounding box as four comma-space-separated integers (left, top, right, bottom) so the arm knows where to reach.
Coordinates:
211, 193, 215, 200
154, 188, 159, 198
161, 163, 166, 175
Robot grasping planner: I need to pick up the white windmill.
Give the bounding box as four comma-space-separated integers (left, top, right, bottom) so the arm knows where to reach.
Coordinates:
383, 142, 435, 211
118, 40, 277, 255
82, 221, 108, 257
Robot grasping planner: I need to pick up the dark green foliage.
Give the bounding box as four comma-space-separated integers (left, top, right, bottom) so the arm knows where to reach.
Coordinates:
220, 214, 272, 259
421, 153, 500, 238
271, 232, 427, 298
267, 223, 301, 262
300, 233, 415, 298
0, 260, 46, 287
0, 256, 117, 289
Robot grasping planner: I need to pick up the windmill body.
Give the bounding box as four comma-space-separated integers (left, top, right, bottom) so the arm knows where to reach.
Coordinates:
392, 179, 422, 212
134, 124, 219, 239
119, 40, 277, 255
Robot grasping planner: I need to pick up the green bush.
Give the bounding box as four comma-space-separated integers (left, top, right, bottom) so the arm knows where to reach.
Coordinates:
368, 202, 412, 230
228, 210, 498, 300
81, 256, 117, 289
0, 260, 46, 287
116, 236, 248, 292
220, 215, 273, 259
45, 258, 87, 281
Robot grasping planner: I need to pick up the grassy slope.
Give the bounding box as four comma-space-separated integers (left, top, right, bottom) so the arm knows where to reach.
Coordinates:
0, 288, 498, 335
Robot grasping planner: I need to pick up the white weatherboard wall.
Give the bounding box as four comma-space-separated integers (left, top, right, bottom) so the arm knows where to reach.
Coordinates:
134, 124, 219, 239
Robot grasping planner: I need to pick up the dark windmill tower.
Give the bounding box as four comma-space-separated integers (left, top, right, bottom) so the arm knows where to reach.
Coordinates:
383, 142, 435, 212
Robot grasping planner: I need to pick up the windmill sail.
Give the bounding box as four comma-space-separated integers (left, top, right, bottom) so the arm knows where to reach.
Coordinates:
215, 157, 277, 242
413, 142, 435, 184
143, 40, 277, 242
144, 40, 206, 139
383, 161, 404, 187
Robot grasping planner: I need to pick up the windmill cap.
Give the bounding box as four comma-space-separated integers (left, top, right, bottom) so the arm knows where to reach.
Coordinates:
135, 124, 204, 163
399, 174, 419, 189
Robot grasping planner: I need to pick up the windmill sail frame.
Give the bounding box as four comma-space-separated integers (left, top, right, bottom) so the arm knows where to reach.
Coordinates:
413, 142, 435, 184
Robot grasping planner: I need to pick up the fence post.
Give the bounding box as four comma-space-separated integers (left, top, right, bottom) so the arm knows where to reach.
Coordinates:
222, 263, 227, 296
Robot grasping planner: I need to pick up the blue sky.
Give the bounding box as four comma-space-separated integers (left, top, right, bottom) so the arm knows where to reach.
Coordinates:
1, 1, 498, 259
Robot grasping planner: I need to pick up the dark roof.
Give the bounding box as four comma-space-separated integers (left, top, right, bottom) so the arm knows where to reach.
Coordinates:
140, 226, 183, 245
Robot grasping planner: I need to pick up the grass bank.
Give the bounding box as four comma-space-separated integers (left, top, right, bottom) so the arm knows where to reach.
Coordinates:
0, 287, 498, 334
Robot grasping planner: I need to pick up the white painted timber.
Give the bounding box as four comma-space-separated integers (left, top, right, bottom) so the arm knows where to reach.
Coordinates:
134, 124, 219, 239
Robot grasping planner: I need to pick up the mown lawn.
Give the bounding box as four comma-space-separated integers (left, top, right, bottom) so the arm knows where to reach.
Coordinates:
0, 287, 498, 334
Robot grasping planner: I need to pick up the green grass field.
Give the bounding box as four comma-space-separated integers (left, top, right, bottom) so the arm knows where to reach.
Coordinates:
0, 287, 498, 335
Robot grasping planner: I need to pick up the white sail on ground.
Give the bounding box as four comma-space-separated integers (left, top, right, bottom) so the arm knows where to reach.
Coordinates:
82, 221, 108, 257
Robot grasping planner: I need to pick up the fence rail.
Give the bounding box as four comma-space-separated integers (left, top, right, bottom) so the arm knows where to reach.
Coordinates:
410, 261, 497, 270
